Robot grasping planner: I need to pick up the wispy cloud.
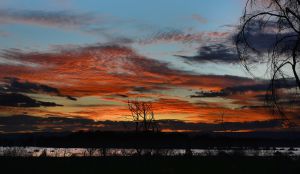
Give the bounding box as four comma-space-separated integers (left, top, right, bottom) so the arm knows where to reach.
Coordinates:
139, 29, 229, 45
0, 9, 96, 28
192, 14, 207, 24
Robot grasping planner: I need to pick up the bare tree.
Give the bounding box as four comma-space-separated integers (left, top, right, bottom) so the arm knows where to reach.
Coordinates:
85, 148, 98, 157
218, 111, 226, 131
236, 0, 300, 125
40, 149, 47, 157
128, 99, 159, 132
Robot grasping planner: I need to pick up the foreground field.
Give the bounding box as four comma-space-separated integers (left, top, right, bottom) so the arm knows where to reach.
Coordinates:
1, 156, 300, 174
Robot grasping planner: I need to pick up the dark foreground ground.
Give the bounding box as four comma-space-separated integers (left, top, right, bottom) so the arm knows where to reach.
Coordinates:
1, 156, 300, 174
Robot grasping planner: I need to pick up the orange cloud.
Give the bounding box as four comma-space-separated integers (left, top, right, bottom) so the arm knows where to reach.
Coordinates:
1, 44, 298, 125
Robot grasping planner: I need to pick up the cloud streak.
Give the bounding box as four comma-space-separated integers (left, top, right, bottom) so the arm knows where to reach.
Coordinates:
0, 9, 95, 28
0, 93, 62, 107
0, 77, 76, 100
139, 29, 229, 45
192, 14, 207, 24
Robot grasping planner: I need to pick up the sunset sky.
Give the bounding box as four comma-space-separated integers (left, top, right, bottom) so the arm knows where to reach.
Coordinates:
0, 0, 299, 133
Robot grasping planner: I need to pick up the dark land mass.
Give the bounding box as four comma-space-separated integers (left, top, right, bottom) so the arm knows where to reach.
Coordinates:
1, 132, 300, 174
1, 156, 300, 174
1, 131, 300, 148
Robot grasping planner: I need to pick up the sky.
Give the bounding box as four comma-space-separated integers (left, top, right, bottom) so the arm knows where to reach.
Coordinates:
0, 0, 299, 133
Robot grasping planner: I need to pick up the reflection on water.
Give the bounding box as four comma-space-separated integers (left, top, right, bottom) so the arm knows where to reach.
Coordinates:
0, 147, 299, 157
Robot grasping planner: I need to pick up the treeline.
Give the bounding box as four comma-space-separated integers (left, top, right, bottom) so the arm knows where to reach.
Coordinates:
1, 131, 300, 148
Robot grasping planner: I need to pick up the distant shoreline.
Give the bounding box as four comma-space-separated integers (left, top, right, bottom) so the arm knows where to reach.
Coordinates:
1, 131, 300, 148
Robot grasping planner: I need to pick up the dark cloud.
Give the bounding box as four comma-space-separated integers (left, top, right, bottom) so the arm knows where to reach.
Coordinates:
3, 77, 60, 94
177, 20, 297, 64
0, 76, 71, 108
0, 93, 62, 107
1, 77, 76, 101
255, 93, 300, 106
240, 105, 270, 109
66, 96, 77, 101
132, 86, 153, 93
112, 94, 128, 98
190, 79, 298, 98
224, 83, 269, 93
0, 115, 284, 133
236, 20, 296, 53
0, 9, 94, 28
176, 44, 239, 64
189, 83, 270, 98
190, 90, 228, 98
223, 79, 298, 93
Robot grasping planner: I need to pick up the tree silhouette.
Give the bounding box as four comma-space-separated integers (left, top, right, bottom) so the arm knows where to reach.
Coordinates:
128, 99, 159, 132
236, 0, 300, 124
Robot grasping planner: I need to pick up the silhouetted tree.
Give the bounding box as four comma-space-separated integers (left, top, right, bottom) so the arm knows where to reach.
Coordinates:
236, 0, 300, 125
100, 147, 107, 157
217, 111, 226, 131
40, 149, 47, 157
128, 99, 159, 132
86, 148, 97, 157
